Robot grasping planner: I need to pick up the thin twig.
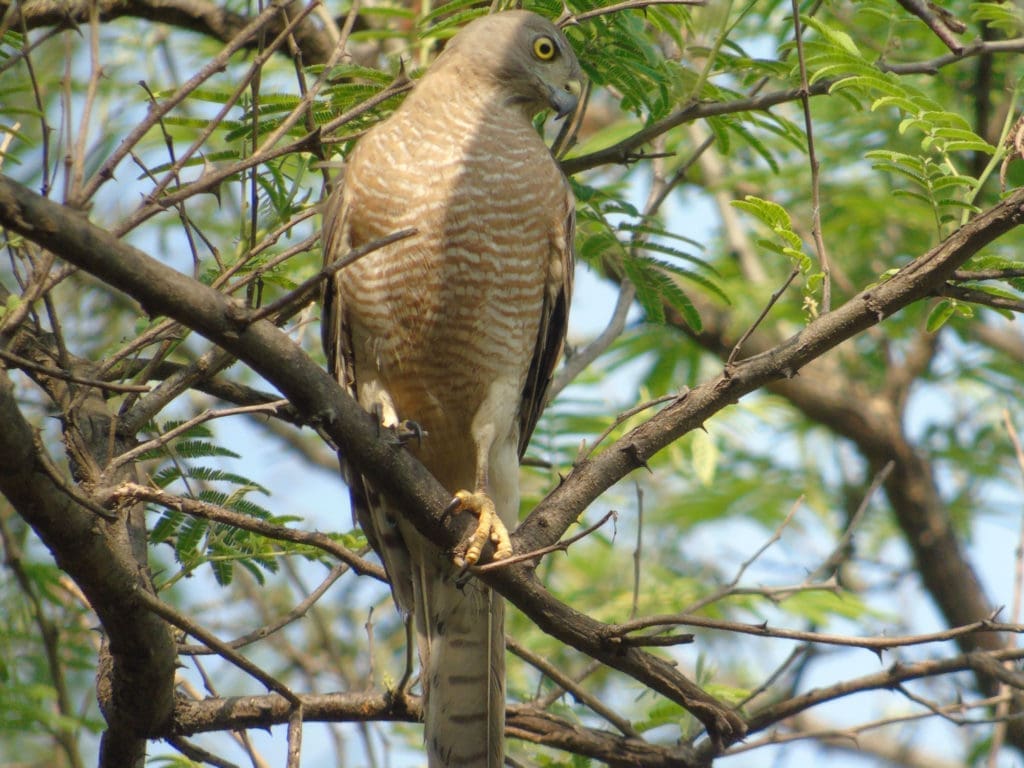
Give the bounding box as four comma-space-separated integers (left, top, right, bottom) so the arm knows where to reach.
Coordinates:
726, 266, 801, 366
736, 643, 811, 710
30, 432, 118, 521
613, 611, 1020, 652
894, 0, 965, 54
179, 563, 351, 655
683, 496, 803, 614
807, 460, 893, 582
952, 268, 1024, 281
549, 280, 636, 400
134, 587, 301, 704
733, 695, 1004, 757
507, 636, 638, 737
252, 0, 362, 156
243, 227, 417, 325
474, 510, 617, 572
166, 736, 242, 768
0, 348, 149, 393
80, 1, 290, 205
577, 393, 678, 464
937, 283, 1024, 313
630, 483, 643, 620
789, 0, 831, 313
0, 513, 86, 768
559, 0, 704, 26
105, 400, 289, 475
990, 410, 1024, 764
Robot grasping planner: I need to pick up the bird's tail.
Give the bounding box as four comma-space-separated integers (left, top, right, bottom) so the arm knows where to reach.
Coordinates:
415, 558, 505, 768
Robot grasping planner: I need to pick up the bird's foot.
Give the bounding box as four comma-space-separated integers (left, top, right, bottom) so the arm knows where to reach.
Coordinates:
446, 490, 512, 567
393, 419, 425, 447
370, 402, 425, 447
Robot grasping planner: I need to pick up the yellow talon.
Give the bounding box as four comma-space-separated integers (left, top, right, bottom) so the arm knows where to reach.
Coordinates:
447, 490, 513, 566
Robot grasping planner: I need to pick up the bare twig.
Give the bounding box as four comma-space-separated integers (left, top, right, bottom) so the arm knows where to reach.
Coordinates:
106, 400, 289, 475
166, 736, 241, 768
135, 587, 301, 704
549, 280, 636, 400
631, 483, 643, 620
474, 510, 618, 572
789, 0, 831, 312
243, 227, 417, 325
990, 411, 1024, 764
0, 348, 149, 392
180, 563, 352, 655
507, 636, 638, 737
807, 460, 894, 582
613, 612, 1021, 653
684, 496, 803, 614
0, 512, 86, 768
726, 266, 801, 366
80, 1, 289, 205
578, 393, 678, 464
937, 283, 1024, 313
735, 697, 1003, 760
558, 0, 704, 26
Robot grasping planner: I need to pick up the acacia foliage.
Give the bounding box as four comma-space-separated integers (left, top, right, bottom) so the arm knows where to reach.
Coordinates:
1, 1, 1024, 766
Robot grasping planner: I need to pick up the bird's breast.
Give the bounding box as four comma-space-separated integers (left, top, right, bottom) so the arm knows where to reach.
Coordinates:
339, 112, 567, 444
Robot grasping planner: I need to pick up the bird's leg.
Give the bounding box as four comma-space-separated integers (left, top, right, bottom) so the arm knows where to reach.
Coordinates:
447, 452, 513, 568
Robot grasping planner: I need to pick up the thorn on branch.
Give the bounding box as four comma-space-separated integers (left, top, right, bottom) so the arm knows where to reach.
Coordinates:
622, 442, 652, 473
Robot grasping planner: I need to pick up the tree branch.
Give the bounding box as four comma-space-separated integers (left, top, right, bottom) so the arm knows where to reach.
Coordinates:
0, 368, 177, 765
513, 186, 1024, 554
3, 175, 1024, 750
0, 0, 337, 64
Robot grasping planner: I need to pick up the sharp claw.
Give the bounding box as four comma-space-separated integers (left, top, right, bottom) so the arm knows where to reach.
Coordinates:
444, 493, 465, 516
394, 419, 425, 447
446, 490, 512, 567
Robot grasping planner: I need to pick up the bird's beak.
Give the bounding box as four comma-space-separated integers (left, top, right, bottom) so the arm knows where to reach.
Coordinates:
549, 78, 582, 120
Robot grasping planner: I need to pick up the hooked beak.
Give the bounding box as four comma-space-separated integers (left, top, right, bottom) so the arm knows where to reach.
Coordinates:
548, 78, 582, 120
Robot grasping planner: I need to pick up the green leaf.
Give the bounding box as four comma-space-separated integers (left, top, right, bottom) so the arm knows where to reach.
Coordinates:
926, 300, 956, 332
691, 429, 718, 486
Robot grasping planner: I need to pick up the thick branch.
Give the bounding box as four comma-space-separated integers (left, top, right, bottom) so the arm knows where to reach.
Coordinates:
0, 0, 337, 64
173, 692, 697, 767
0, 370, 177, 760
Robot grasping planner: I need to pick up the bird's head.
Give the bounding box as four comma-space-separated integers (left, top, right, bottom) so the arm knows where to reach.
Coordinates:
433, 10, 583, 121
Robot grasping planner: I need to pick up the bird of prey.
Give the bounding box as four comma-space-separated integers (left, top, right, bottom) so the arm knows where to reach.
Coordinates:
322, 11, 580, 766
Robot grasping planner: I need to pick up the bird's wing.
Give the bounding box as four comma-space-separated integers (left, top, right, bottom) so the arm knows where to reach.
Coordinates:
518, 184, 574, 458
320, 179, 353, 391
321, 176, 416, 614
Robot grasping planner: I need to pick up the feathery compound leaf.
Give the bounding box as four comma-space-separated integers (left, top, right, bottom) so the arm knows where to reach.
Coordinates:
419, 0, 488, 37
732, 196, 812, 271
623, 255, 703, 330
970, 2, 1024, 34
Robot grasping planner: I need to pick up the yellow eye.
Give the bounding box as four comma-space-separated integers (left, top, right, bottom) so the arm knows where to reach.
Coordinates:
533, 36, 557, 61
